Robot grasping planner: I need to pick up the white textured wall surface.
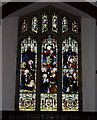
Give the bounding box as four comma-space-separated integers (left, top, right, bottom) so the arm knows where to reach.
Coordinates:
81, 18, 96, 111
95, 26, 97, 112
0, 20, 2, 120
2, 17, 18, 110
0, 2, 2, 120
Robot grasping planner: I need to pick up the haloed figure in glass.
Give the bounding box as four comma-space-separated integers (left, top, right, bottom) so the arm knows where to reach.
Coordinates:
62, 36, 79, 111
40, 36, 58, 111
62, 46, 78, 93
19, 36, 37, 111
20, 46, 36, 91
41, 38, 57, 93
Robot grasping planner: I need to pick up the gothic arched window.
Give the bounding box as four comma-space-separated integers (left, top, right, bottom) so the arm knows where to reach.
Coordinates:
16, 6, 82, 112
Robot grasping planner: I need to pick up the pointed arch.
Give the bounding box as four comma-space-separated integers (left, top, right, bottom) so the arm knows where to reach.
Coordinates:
40, 35, 58, 111
62, 36, 79, 111
19, 36, 37, 111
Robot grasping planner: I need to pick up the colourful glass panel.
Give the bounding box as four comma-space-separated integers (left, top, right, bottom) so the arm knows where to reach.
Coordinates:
62, 36, 79, 111
72, 21, 78, 33
19, 91, 36, 111
52, 13, 58, 33
40, 93, 57, 111
62, 94, 79, 111
19, 36, 37, 111
42, 12, 48, 33
40, 35, 58, 111
62, 17, 68, 33
31, 17, 38, 33
21, 19, 28, 33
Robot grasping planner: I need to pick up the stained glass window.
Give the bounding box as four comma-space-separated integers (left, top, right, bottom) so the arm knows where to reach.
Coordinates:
52, 13, 58, 33
62, 36, 79, 111
62, 94, 79, 111
21, 19, 28, 33
72, 21, 78, 33
18, 7, 81, 112
40, 35, 58, 111
19, 36, 37, 111
31, 17, 38, 33
62, 17, 68, 33
42, 12, 48, 33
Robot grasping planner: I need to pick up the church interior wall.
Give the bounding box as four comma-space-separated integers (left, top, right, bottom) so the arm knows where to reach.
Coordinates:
2, 2, 97, 112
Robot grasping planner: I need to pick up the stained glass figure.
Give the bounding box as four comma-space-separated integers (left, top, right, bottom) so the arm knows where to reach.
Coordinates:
31, 17, 38, 33
19, 36, 37, 111
72, 21, 78, 33
42, 12, 48, 33
40, 93, 57, 111
62, 17, 68, 33
62, 36, 79, 111
21, 19, 28, 33
40, 35, 58, 111
52, 13, 58, 33
62, 94, 79, 111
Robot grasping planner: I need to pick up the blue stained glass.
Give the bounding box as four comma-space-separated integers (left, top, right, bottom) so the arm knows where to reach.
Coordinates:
19, 36, 37, 111
41, 36, 58, 93
40, 35, 58, 111
62, 36, 78, 94
62, 36, 79, 111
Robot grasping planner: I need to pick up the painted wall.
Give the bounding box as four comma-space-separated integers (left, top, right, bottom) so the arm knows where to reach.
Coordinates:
95, 26, 97, 111
0, 2, 2, 119
0, 18, 2, 120
81, 18, 96, 111
2, 3, 96, 111
2, 17, 18, 110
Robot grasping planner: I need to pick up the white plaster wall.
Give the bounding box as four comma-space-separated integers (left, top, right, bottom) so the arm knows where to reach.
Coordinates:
0, 2, 2, 119
81, 18, 96, 111
2, 17, 18, 110
0, 19, 2, 120
95, 26, 97, 112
